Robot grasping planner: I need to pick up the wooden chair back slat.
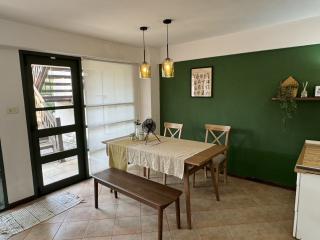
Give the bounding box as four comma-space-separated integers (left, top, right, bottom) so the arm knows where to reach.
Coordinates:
164, 122, 183, 139
205, 124, 231, 146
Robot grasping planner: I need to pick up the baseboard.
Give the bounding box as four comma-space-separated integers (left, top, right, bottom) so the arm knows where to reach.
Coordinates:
7, 195, 36, 209
228, 173, 296, 191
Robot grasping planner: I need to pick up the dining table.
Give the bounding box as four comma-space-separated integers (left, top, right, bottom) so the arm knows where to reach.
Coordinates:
103, 136, 227, 229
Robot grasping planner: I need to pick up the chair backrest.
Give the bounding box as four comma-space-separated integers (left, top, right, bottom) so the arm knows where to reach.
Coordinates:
164, 122, 183, 139
205, 124, 231, 146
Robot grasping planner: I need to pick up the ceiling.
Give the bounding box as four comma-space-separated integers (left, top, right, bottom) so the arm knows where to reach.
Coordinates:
0, 0, 320, 47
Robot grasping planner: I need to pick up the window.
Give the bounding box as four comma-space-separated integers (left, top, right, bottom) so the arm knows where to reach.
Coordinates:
82, 60, 138, 174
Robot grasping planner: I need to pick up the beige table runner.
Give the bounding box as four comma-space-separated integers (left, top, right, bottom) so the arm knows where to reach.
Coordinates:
106, 136, 213, 179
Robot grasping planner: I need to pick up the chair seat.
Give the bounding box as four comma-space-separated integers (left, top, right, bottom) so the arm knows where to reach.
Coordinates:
211, 153, 226, 166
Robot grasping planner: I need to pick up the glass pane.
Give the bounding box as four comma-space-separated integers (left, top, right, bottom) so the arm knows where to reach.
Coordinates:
42, 156, 79, 186
83, 60, 135, 106
36, 108, 75, 129
39, 132, 77, 156
32, 64, 73, 108
86, 104, 135, 127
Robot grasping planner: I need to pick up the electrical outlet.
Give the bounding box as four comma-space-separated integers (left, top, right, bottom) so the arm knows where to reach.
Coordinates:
7, 107, 19, 114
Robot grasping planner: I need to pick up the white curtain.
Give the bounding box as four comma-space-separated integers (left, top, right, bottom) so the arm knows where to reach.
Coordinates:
82, 59, 138, 174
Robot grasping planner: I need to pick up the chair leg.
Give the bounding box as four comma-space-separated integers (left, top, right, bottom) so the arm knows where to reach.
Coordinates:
147, 168, 151, 179
215, 165, 219, 185
192, 173, 196, 187
163, 173, 167, 185
223, 161, 227, 184
204, 166, 207, 178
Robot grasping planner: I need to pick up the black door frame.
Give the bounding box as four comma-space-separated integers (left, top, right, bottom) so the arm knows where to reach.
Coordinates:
20, 50, 89, 196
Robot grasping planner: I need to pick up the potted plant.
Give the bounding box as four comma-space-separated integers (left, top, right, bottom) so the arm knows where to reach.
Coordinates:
278, 76, 299, 125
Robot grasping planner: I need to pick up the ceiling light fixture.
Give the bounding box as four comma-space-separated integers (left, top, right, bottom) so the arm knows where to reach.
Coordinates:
162, 19, 174, 78
139, 26, 151, 79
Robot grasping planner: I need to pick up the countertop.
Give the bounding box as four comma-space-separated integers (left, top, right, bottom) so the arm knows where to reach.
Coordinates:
295, 140, 320, 175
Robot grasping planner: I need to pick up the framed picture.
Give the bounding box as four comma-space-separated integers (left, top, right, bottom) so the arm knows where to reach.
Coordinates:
191, 67, 213, 97
315, 86, 320, 97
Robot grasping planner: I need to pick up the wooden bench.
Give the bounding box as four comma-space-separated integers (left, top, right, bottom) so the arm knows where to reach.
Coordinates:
92, 168, 182, 240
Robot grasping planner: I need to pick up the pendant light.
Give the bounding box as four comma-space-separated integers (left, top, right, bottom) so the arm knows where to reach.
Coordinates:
162, 19, 174, 78
139, 26, 151, 79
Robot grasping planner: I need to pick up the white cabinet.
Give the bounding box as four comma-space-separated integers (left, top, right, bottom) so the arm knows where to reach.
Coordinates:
294, 173, 320, 239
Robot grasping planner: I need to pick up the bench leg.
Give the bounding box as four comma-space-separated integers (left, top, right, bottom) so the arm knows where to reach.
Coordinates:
94, 179, 98, 209
175, 198, 181, 229
114, 190, 118, 199
158, 208, 163, 240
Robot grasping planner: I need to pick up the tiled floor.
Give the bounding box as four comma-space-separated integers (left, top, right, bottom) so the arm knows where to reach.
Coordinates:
9, 166, 296, 240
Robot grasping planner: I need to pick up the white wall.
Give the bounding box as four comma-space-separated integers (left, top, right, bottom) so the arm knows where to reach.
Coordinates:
161, 16, 320, 62
0, 18, 160, 203
0, 48, 34, 203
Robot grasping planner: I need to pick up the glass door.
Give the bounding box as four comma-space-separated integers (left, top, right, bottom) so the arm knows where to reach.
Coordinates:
20, 51, 87, 195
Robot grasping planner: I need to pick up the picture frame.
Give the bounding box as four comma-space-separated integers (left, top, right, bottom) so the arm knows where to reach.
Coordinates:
315, 86, 320, 97
191, 67, 213, 97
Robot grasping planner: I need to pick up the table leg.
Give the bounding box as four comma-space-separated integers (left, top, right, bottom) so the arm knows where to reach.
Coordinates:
94, 179, 98, 209
175, 198, 181, 229
210, 162, 220, 201
183, 165, 192, 229
143, 167, 147, 177
158, 208, 163, 240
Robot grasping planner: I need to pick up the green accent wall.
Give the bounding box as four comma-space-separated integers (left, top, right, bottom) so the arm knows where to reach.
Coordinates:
160, 44, 320, 188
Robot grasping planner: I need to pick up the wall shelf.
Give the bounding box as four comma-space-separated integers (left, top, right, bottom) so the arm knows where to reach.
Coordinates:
272, 97, 320, 101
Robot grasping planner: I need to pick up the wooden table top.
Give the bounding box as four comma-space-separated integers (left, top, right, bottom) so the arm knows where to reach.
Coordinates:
295, 140, 320, 175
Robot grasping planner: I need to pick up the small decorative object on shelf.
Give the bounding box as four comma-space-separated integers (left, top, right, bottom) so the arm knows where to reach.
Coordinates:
277, 76, 299, 126
142, 119, 161, 144
315, 86, 320, 97
301, 81, 308, 98
279, 76, 299, 98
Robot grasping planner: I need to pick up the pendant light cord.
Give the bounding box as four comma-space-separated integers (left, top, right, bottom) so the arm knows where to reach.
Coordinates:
166, 24, 169, 58
143, 30, 146, 62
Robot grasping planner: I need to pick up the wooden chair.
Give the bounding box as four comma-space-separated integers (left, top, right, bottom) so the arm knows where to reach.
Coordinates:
193, 124, 231, 193
147, 122, 183, 184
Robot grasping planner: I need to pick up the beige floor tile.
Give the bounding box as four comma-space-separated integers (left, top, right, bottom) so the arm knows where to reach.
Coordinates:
166, 213, 188, 230
170, 229, 201, 240
24, 223, 61, 240
141, 215, 169, 233
198, 226, 233, 240
91, 205, 117, 220
111, 234, 142, 240
116, 202, 141, 218
65, 206, 94, 221
141, 205, 157, 216
113, 217, 141, 235
84, 219, 114, 237
142, 231, 171, 240
83, 237, 111, 240
9, 229, 31, 240
54, 220, 88, 239
44, 211, 68, 224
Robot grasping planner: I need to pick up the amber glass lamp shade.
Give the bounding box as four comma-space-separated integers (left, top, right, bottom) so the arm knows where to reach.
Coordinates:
139, 61, 151, 79
162, 58, 174, 78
